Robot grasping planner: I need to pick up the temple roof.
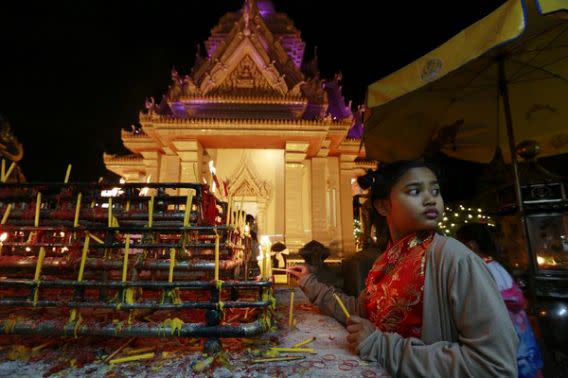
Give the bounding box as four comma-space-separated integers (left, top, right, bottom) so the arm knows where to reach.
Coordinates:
134, 0, 357, 124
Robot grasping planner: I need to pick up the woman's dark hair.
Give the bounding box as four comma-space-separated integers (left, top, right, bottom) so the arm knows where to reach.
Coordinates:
357, 160, 440, 250
357, 160, 440, 202
455, 223, 497, 255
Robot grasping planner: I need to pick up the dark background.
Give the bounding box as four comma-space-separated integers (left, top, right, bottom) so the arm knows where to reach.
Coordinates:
0, 0, 508, 183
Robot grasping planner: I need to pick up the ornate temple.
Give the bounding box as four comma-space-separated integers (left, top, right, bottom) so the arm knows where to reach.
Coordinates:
104, 0, 374, 255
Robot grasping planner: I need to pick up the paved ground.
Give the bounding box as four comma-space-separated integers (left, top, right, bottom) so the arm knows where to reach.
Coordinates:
0, 288, 388, 377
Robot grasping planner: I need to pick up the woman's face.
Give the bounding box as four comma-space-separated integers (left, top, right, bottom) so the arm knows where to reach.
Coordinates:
375, 167, 444, 240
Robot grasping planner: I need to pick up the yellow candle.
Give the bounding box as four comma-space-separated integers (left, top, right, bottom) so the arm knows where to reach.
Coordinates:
269, 348, 316, 354
33, 247, 46, 306
3, 162, 15, 183
74, 193, 82, 228
288, 290, 294, 328
225, 195, 232, 226
333, 293, 351, 319
108, 197, 113, 228
34, 192, 41, 227
125, 200, 130, 213
168, 248, 176, 283
109, 352, 155, 365
292, 336, 316, 348
1, 159, 5, 181
1, 204, 12, 225
252, 356, 304, 364
214, 231, 220, 281
122, 235, 130, 282
34, 247, 46, 282
88, 232, 104, 244
77, 234, 90, 281
148, 195, 154, 228
262, 246, 267, 280
183, 189, 195, 227
64, 164, 72, 184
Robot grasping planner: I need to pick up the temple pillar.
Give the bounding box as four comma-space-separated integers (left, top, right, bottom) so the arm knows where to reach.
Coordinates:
339, 154, 358, 257
284, 142, 309, 251
311, 157, 328, 245
172, 140, 203, 195
326, 156, 342, 256
158, 150, 181, 195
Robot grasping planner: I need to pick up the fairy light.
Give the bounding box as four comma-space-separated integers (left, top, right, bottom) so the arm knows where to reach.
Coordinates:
438, 204, 494, 236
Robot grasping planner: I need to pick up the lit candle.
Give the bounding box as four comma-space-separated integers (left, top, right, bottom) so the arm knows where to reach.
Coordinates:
168, 248, 176, 283
1, 204, 12, 225
184, 189, 195, 227
64, 164, 72, 184
74, 193, 82, 228
34, 192, 41, 227
214, 231, 220, 281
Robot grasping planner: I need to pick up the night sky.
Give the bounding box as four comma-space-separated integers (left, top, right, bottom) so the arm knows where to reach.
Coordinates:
0, 0, 508, 182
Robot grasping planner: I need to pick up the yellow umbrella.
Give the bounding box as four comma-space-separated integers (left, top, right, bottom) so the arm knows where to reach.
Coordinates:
364, 0, 567, 164
364, 0, 567, 306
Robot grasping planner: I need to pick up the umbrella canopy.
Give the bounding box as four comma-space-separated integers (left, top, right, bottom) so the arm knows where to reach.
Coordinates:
364, 0, 568, 163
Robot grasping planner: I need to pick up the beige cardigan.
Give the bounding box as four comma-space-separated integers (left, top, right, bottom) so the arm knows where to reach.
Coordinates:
299, 234, 519, 377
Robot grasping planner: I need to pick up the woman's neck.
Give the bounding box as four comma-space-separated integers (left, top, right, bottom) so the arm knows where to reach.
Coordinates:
388, 226, 432, 244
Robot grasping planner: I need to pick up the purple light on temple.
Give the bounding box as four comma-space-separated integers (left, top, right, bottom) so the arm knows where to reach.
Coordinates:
257, 0, 275, 18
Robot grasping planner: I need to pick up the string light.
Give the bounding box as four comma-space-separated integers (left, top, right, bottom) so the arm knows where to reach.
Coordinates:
438, 204, 494, 236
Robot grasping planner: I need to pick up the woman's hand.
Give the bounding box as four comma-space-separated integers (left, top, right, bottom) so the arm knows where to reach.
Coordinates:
287, 265, 310, 282
346, 315, 377, 351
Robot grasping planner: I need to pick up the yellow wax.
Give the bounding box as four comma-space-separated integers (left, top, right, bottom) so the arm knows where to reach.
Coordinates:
225, 195, 232, 226
183, 189, 195, 227
1, 159, 5, 181
292, 336, 316, 348
269, 347, 316, 354
288, 290, 294, 328
122, 235, 130, 282
108, 197, 113, 228
34, 247, 46, 282
333, 293, 351, 319
148, 195, 154, 228
77, 235, 90, 282
34, 192, 41, 227
88, 232, 104, 244
74, 193, 82, 228
214, 232, 220, 281
64, 164, 72, 184
1, 204, 12, 225
168, 248, 176, 283
252, 356, 304, 363
3, 162, 15, 183
109, 352, 155, 365
33, 247, 46, 306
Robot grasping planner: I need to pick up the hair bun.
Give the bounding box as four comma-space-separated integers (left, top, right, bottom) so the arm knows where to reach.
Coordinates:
357, 169, 375, 190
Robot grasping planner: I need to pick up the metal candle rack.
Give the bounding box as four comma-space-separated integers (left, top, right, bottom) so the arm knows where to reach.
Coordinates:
0, 182, 273, 353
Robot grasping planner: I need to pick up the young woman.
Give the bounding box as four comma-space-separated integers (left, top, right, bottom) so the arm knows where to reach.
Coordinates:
456, 223, 543, 378
289, 160, 518, 377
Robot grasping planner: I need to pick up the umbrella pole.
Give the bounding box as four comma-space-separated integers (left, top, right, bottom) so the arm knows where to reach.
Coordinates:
498, 58, 537, 310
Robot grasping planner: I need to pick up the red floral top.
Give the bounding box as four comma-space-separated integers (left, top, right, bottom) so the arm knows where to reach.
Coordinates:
364, 232, 434, 338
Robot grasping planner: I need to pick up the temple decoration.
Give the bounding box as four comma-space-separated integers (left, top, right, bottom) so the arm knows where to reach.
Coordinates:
104, 0, 375, 256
